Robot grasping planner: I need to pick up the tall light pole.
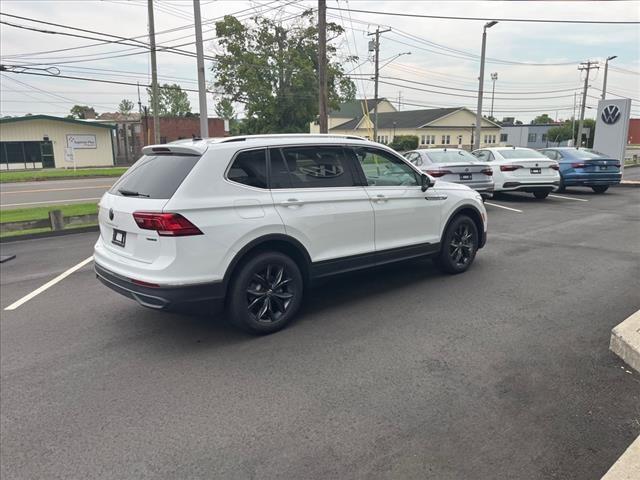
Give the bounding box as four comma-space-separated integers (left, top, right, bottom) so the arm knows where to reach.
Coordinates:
318, 0, 328, 133
474, 21, 498, 151
147, 0, 160, 143
601, 55, 617, 100
193, 0, 208, 138
490, 72, 498, 119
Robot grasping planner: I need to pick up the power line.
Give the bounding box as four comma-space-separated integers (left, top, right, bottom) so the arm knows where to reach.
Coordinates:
326, 6, 640, 24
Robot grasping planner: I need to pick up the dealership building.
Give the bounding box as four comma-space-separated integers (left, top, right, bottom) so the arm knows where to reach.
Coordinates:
0, 115, 115, 170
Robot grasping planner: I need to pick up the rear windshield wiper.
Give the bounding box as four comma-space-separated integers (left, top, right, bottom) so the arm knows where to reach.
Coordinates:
118, 189, 150, 197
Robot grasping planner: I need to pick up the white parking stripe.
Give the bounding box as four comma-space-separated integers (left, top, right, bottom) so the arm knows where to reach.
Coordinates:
484, 202, 523, 213
549, 194, 589, 202
1, 197, 101, 207
4, 256, 93, 311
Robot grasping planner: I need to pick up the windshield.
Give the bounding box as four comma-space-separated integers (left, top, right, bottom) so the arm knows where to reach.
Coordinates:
426, 150, 477, 163
499, 149, 547, 159
109, 154, 200, 199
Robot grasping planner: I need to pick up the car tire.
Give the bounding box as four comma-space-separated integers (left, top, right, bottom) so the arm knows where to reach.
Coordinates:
592, 185, 609, 194
557, 179, 566, 193
228, 251, 304, 335
533, 191, 549, 199
434, 215, 479, 274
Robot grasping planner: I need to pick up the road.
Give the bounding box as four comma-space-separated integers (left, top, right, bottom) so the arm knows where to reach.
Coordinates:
623, 165, 640, 181
1, 188, 639, 479
0, 177, 114, 210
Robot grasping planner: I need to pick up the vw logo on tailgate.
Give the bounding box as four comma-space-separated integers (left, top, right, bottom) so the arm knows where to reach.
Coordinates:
601, 105, 621, 125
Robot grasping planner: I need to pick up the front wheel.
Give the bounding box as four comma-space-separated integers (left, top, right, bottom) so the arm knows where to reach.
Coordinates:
592, 185, 609, 194
533, 191, 549, 199
228, 251, 304, 334
434, 215, 479, 274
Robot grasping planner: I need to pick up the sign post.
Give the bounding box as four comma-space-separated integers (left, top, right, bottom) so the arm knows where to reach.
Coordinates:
64, 147, 76, 171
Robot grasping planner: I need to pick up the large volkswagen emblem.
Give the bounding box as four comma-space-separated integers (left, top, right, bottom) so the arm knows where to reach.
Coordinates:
601, 105, 621, 125
108, 208, 114, 220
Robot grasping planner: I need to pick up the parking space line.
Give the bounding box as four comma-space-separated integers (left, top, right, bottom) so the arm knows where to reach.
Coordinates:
549, 194, 589, 202
484, 202, 523, 213
4, 256, 94, 311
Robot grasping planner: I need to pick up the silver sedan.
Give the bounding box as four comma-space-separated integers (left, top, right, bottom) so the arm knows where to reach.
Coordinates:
404, 148, 494, 196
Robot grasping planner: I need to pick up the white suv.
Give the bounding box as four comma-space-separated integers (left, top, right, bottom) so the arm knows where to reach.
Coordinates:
94, 134, 487, 334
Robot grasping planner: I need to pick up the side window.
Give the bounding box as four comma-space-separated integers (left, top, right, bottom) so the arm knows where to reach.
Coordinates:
473, 150, 489, 162
541, 150, 556, 160
227, 149, 267, 188
352, 147, 419, 187
275, 146, 357, 189
487, 151, 495, 162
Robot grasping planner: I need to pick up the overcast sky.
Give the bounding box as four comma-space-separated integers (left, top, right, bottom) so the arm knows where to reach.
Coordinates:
1, 0, 638, 123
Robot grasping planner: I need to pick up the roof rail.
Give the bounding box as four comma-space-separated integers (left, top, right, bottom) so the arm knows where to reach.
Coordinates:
215, 133, 368, 144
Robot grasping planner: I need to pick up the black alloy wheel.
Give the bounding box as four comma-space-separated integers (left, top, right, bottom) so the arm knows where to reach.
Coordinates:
592, 185, 609, 194
228, 251, 303, 334
533, 190, 550, 199
434, 214, 479, 274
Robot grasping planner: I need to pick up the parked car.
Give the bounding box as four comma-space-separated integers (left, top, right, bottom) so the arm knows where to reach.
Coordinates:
472, 147, 560, 199
403, 148, 494, 198
94, 134, 487, 334
539, 147, 621, 193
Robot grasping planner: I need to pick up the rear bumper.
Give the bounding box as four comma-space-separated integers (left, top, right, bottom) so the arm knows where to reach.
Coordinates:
563, 173, 622, 186
500, 181, 559, 192
95, 262, 225, 311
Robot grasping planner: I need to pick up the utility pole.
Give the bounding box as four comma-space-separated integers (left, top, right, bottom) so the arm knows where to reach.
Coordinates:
601, 55, 617, 100
397, 91, 402, 111
490, 72, 498, 119
137, 82, 142, 115
147, 0, 160, 143
474, 21, 498, 150
572, 91, 577, 146
193, 0, 208, 138
318, 0, 328, 133
368, 26, 391, 142
577, 60, 599, 147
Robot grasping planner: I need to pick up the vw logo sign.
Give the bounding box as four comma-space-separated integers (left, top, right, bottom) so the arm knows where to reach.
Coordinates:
108, 208, 114, 221
601, 104, 621, 125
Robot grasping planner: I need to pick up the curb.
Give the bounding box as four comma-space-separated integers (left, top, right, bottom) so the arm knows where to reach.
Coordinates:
601, 435, 640, 480
610, 310, 640, 372
0, 225, 99, 243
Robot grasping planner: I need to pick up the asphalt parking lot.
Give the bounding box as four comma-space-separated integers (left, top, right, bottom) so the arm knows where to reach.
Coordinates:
1, 186, 639, 479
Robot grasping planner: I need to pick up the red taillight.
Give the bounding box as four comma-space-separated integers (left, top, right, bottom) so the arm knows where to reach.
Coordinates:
549, 164, 560, 171
500, 165, 523, 172
131, 278, 160, 288
571, 162, 587, 168
133, 212, 203, 237
481, 168, 493, 176
426, 169, 452, 178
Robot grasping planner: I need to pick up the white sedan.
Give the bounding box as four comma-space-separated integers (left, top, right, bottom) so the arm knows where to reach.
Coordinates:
472, 147, 560, 199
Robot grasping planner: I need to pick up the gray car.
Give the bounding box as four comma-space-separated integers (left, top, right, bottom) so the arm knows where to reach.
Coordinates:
404, 148, 494, 196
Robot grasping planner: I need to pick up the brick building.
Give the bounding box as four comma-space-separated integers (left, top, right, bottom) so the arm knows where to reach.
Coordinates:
141, 117, 227, 145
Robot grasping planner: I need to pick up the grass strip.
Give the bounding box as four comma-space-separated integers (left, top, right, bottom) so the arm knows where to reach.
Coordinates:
0, 202, 98, 224
0, 167, 127, 183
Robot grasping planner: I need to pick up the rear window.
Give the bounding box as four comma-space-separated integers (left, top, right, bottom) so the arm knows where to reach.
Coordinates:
109, 154, 200, 199
499, 149, 547, 159
426, 150, 477, 163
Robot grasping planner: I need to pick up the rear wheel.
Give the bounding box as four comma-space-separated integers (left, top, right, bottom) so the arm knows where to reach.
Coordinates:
228, 251, 303, 334
557, 178, 566, 193
434, 215, 479, 274
592, 185, 609, 194
533, 191, 549, 199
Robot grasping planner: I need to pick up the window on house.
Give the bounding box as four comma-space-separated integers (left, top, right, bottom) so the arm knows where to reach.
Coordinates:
377, 135, 389, 144
442, 135, 450, 145
528, 133, 537, 142
500, 134, 508, 142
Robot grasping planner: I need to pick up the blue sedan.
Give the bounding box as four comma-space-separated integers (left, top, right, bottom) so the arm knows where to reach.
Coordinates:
539, 147, 621, 193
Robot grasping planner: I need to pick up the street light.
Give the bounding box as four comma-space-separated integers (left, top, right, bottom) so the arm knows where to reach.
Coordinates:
601, 55, 617, 100
474, 21, 498, 150
490, 72, 498, 119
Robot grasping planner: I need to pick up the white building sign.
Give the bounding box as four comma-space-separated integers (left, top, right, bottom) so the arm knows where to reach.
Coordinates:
592, 98, 632, 163
66, 134, 97, 149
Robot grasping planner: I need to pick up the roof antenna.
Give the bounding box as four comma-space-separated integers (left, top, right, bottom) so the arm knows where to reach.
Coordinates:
192, 133, 202, 141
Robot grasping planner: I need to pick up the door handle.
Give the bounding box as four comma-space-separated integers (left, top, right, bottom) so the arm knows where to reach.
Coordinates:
373, 194, 388, 203
282, 198, 303, 207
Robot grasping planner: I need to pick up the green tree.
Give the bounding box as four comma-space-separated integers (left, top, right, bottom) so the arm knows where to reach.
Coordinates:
69, 105, 96, 119
531, 113, 555, 124
118, 99, 135, 115
214, 98, 235, 119
212, 12, 356, 134
146, 83, 192, 117
547, 123, 573, 144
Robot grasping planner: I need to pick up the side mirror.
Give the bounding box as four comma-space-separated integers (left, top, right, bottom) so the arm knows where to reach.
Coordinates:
421, 173, 434, 192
